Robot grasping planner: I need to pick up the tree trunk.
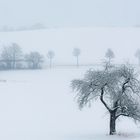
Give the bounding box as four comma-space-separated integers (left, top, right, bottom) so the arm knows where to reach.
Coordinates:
13, 60, 15, 69
109, 112, 116, 135
77, 56, 79, 67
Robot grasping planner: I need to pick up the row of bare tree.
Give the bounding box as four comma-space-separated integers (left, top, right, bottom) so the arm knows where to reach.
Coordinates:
0, 44, 82, 70
1, 43, 140, 70
0, 43, 56, 70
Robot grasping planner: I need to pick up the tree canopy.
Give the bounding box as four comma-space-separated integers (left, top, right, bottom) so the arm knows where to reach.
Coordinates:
71, 64, 140, 134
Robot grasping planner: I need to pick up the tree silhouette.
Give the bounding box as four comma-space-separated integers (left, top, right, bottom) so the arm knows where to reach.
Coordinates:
47, 50, 55, 68
73, 48, 81, 67
71, 63, 140, 135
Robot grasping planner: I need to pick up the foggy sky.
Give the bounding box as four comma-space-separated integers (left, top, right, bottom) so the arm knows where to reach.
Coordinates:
0, 0, 140, 28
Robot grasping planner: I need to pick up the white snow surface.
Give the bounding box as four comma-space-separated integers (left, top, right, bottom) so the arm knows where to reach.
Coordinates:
0, 67, 140, 140
0, 27, 140, 65
0, 28, 140, 139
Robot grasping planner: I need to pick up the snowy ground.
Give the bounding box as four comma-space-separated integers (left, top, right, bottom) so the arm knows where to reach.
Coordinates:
0, 67, 140, 140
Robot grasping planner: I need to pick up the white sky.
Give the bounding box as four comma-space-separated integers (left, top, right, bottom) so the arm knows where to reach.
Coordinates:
0, 0, 140, 27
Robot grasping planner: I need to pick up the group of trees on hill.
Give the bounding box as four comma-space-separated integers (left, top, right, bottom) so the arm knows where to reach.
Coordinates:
0, 43, 81, 70
1, 43, 140, 70
0, 43, 55, 70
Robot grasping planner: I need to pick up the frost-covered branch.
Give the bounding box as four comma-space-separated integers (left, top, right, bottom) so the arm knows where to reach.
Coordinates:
71, 63, 140, 135
116, 113, 129, 119
100, 84, 111, 112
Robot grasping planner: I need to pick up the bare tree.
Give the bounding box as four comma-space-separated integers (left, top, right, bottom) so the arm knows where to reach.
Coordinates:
47, 50, 55, 68
135, 49, 140, 66
25, 52, 44, 69
71, 64, 140, 135
73, 48, 81, 67
1, 43, 23, 69
105, 48, 115, 66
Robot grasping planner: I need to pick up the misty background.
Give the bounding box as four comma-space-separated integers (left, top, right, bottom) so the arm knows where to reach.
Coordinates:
0, 0, 140, 29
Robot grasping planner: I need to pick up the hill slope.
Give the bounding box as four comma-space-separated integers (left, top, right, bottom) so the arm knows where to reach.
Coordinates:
0, 27, 139, 65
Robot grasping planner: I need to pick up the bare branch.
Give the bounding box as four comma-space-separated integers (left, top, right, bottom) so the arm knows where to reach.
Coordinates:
112, 106, 121, 112
100, 84, 111, 112
116, 113, 129, 119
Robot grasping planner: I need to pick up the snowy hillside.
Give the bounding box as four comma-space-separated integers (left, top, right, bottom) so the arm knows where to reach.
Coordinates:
0, 28, 140, 140
0, 27, 139, 65
0, 68, 140, 140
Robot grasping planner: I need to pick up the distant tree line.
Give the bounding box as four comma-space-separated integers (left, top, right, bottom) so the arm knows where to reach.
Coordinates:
0, 44, 82, 70
1, 43, 140, 70
0, 43, 44, 70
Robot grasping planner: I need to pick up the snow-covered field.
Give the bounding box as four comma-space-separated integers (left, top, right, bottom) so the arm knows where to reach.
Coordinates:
0, 27, 140, 139
0, 67, 140, 140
